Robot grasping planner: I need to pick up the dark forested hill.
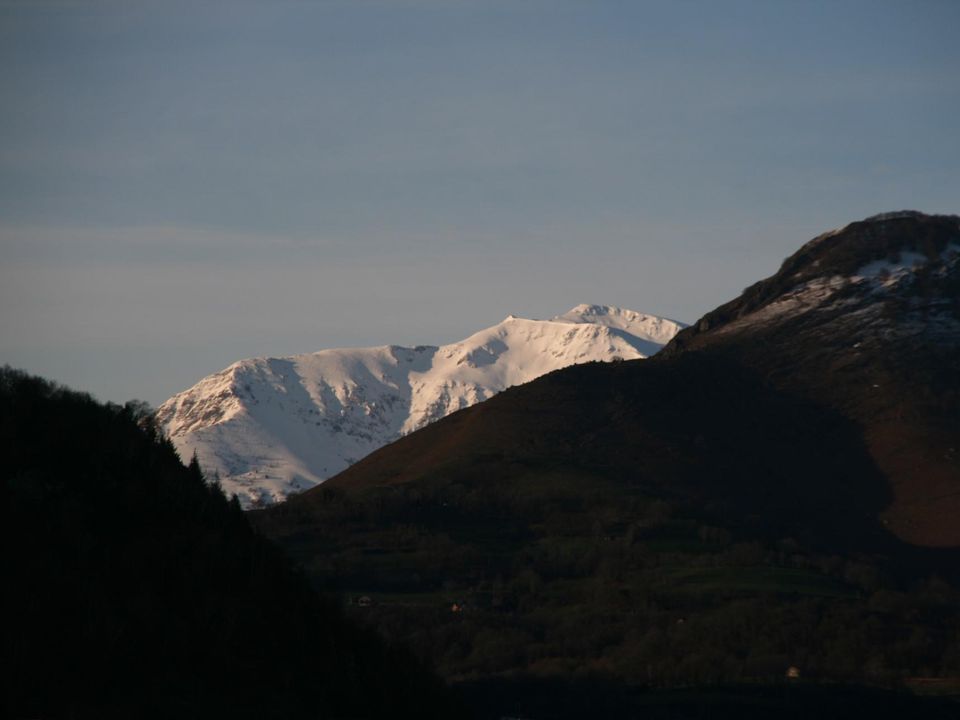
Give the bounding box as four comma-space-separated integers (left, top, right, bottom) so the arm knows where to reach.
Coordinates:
3, 367, 461, 719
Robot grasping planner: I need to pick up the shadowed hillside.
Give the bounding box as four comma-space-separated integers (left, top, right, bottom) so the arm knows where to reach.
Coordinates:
312, 353, 898, 551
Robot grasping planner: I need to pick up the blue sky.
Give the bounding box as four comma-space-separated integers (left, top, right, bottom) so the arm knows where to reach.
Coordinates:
2, 0, 958, 405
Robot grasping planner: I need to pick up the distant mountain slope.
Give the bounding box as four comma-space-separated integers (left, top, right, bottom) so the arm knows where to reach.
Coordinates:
310, 211, 959, 549
157, 305, 684, 507
3, 368, 461, 719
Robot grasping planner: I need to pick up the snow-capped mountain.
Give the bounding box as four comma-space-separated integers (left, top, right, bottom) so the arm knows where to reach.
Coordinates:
156, 305, 685, 507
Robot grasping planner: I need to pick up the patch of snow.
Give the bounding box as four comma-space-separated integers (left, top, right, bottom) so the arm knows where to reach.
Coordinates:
853, 250, 927, 281
705, 233, 960, 349
716, 276, 850, 333
851, 244, 960, 291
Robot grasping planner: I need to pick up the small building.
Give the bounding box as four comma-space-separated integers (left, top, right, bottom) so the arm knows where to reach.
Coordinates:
357, 596, 374, 608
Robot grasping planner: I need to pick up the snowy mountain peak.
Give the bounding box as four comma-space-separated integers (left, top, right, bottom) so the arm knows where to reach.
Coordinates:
157, 306, 686, 508
552, 304, 686, 347
665, 211, 960, 353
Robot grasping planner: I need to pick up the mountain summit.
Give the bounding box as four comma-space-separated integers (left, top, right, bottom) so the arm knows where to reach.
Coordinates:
667, 210, 958, 348
157, 305, 684, 507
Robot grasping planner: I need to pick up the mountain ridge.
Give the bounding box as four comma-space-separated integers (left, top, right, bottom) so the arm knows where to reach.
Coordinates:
158, 304, 685, 507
